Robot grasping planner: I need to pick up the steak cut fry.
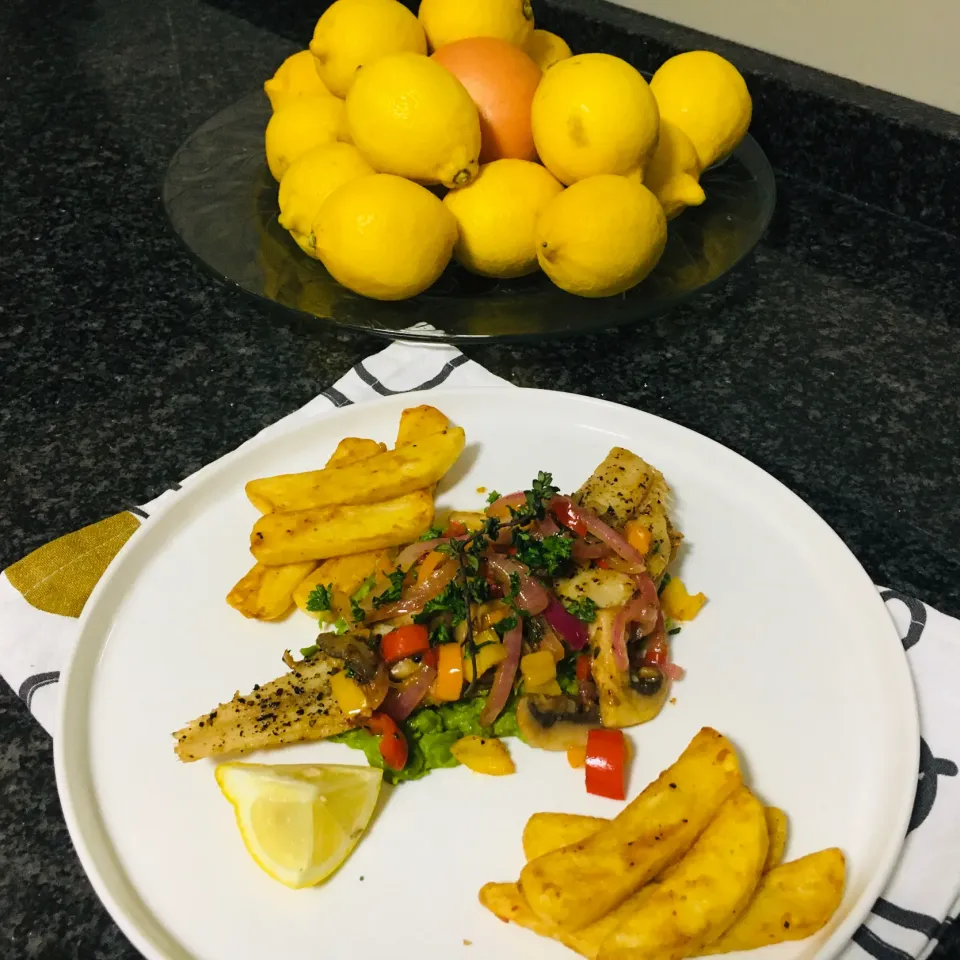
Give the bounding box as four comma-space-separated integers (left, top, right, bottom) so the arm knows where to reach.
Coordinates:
480, 848, 842, 959
250, 490, 434, 565
521, 805, 787, 869
518, 727, 741, 930
245, 427, 465, 513
173, 652, 368, 762
598, 786, 769, 960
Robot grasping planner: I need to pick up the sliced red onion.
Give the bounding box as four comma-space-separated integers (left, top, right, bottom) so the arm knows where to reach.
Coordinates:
550, 496, 646, 568
611, 595, 659, 672
662, 661, 686, 682
606, 558, 648, 575
542, 595, 588, 650
366, 559, 457, 622
381, 665, 437, 722
395, 539, 440, 571
533, 515, 560, 540
572, 538, 612, 561
485, 555, 550, 615
395, 533, 469, 571
480, 621, 521, 727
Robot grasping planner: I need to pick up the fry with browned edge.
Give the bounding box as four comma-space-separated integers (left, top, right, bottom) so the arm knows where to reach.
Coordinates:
518, 727, 742, 930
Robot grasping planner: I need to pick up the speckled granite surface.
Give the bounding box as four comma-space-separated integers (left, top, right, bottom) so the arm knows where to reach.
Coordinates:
1, 0, 959, 956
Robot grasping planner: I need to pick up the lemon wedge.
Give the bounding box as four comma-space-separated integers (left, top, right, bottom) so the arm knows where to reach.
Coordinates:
215, 762, 382, 889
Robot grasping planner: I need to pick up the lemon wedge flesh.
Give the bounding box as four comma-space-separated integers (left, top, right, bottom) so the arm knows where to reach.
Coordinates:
215, 762, 382, 889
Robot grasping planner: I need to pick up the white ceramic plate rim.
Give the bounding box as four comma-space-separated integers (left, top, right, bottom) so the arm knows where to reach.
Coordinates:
53, 387, 919, 960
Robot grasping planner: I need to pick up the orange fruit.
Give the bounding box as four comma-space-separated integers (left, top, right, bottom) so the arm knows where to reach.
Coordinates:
432, 37, 541, 163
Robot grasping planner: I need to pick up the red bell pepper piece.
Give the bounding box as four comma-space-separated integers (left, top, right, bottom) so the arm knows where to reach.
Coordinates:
380, 624, 430, 663
443, 520, 468, 538
585, 728, 626, 800
550, 499, 589, 538
576, 653, 592, 684
365, 712, 409, 771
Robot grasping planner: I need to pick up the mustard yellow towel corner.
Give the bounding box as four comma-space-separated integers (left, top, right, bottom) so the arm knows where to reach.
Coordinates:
6, 512, 141, 618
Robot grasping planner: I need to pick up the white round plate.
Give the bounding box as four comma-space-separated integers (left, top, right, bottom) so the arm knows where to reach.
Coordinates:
55, 388, 917, 960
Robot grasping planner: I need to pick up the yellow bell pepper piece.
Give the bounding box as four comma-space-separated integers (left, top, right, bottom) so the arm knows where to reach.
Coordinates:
567, 745, 587, 768
432, 643, 463, 701
624, 520, 653, 555
525, 678, 563, 696
463, 639, 507, 683
417, 550, 445, 583
521, 650, 557, 687
450, 735, 515, 776
659, 576, 707, 621
329, 672, 369, 718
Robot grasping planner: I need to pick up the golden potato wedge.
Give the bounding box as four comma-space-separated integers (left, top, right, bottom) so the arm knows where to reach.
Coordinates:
523, 806, 788, 869
396, 404, 450, 446
251, 490, 434, 565
293, 549, 397, 619
480, 849, 844, 959
522, 813, 608, 861
226, 559, 319, 620
764, 806, 788, 871
245, 427, 465, 513
480, 881, 659, 959
325, 437, 386, 467
519, 727, 741, 930
701, 848, 846, 954
598, 786, 768, 960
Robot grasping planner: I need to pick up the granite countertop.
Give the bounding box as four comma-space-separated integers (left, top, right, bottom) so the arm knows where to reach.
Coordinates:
2, 0, 959, 956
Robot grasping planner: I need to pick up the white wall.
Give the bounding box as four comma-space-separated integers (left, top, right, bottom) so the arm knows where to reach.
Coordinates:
611, 0, 960, 114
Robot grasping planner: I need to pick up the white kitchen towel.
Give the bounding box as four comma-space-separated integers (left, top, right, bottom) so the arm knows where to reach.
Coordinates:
1, 340, 957, 960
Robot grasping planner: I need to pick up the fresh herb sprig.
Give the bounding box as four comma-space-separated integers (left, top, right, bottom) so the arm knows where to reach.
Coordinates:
433, 472, 559, 697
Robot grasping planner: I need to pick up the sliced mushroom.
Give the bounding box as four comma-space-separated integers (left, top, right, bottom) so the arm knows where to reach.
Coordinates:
517, 694, 600, 751
310, 631, 381, 685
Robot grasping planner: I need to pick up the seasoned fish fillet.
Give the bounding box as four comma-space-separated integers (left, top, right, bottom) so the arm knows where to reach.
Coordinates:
575, 446, 682, 583
173, 653, 357, 762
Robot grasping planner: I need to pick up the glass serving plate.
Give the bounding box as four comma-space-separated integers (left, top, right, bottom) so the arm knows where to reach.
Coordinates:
162, 91, 776, 342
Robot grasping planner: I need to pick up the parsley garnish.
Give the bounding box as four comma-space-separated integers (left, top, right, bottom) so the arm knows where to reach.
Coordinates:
333, 617, 349, 635
305, 583, 334, 613
372, 567, 406, 609
492, 614, 518, 638
486, 490, 501, 504
414, 582, 468, 626
668, 626, 682, 636
513, 531, 573, 576
419, 525, 444, 541
430, 622, 455, 645
564, 597, 598, 623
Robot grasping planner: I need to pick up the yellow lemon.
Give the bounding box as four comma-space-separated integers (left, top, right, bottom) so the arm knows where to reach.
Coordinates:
536, 174, 667, 297
419, 0, 534, 50
265, 95, 348, 181
263, 50, 332, 111
443, 159, 563, 278
531, 53, 659, 185
523, 29, 572, 71
346, 53, 481, 188
309, 0, 427, 98
315, 173, 458, 300
630, 119, 705, 220
278, 142, 375, 257
650, 50, 752, 169
215, 762, 381, 889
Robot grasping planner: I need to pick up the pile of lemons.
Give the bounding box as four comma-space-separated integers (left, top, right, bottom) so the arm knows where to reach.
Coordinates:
264, 0, 752, 302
